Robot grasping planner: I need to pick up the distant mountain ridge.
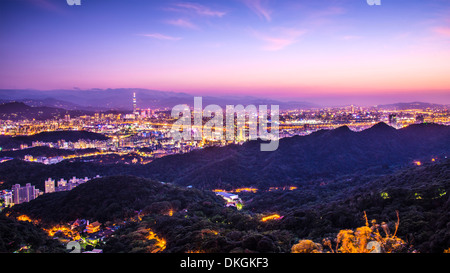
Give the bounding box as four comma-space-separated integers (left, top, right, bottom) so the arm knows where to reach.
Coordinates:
142, 122, 450, 189
0, 89, 318, 111
2, 89, 447, 112
0, 130, 109, 149
375, 101, 448, 110
0, 101, 93, 121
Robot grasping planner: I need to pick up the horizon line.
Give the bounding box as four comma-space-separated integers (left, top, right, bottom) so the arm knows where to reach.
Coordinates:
0, 87, 449, 107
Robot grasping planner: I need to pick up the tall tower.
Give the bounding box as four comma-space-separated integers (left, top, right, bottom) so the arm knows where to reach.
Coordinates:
133, 92, 137, 114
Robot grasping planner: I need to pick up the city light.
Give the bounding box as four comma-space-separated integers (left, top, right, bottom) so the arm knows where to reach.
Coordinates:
261, 214, 283, 222
146, 230, 167, 253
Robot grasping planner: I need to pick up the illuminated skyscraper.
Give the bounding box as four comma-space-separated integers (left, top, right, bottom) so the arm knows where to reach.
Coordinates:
45, 178, 55, 194
57, 178, 67, 188
11, 183, 37, 204
389, 114, 397, 126
133, 92, 137, 115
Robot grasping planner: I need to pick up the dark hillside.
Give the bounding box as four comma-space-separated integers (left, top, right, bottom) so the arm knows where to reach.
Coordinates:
143, 123, 450, 189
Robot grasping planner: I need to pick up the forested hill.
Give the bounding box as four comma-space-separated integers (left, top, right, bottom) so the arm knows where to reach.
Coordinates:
0, 130, 109, 149
5, 175, 224, 224
272, 159, 450, 253
4, 160, 449, 253
0, 101, 91, 121
143, 122, 450, 189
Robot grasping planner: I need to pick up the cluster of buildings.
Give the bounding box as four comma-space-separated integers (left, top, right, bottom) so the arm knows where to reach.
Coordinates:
0, 175, 101, 208
24, 155, 64, 165
215, 191, 243, 210
44, 175, 100, 194
1, 94, 449, 165
70, 219, 106, 235
3, 183, 42, 206
29, 139, 110, 150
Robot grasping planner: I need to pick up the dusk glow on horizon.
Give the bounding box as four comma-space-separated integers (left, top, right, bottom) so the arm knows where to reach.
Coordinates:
1, 0, 450, 105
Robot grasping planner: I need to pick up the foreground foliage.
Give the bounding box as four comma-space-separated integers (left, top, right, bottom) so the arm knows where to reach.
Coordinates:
1, 159, 449, 253
292, 212, 411, 253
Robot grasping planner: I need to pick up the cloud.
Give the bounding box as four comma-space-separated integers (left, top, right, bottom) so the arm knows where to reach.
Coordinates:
172, 2, 226, 17
166, 18, 199, 30
432, 27, 450, 38
138, 33, 182, 41
254, 28, 306, 51
260, 36, 296, 51
242, 0, 272, 22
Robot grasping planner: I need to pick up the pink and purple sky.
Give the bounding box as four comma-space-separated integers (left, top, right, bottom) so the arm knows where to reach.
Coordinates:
0, 0, 449, 105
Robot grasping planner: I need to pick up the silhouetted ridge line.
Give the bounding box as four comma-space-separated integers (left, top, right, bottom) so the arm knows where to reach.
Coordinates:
141, 123, 450, 189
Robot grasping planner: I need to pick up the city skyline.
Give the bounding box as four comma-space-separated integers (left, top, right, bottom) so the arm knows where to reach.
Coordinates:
1, 0, 450, 105
1, 1, 450, 257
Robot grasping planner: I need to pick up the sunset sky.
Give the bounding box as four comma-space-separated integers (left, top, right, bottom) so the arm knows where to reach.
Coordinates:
1, 0, 450, 105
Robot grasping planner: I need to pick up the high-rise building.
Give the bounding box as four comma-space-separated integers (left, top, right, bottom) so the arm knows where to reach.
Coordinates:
416, 114, 424, 124
57, 178, 67, 188
34, 188, 40, 199
12, 183, 37, 204
3, 191, 13, 207
69, 176, 79, 184
45, 178, 55, 194
56, 178, 68, 191
388, 114, 397, 125
11, 184, 20, 204
133, 92, 137, 115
